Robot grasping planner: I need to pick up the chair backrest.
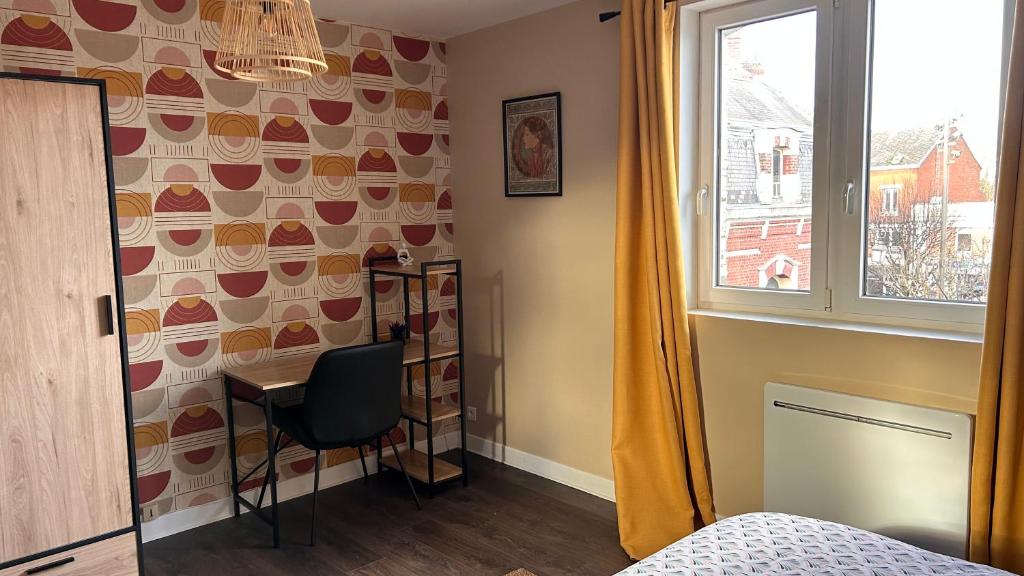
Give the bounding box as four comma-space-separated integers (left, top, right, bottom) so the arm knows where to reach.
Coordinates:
301, 340, 404, 446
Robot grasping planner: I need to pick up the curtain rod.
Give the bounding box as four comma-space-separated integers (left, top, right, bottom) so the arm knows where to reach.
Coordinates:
599, 0, 678, 22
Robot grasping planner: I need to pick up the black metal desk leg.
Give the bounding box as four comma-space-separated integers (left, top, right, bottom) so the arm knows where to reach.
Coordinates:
223, 375, 241, 517
264, 389, 280, 548
456, 261, 468, 487
376, 435, 383, 482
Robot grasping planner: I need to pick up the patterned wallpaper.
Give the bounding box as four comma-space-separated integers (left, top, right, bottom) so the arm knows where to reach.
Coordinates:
0, 0, 460, 521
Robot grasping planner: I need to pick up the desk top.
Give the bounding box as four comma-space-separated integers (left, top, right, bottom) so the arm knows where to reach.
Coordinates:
370, 262, 457, 278
222, 340, 459, 391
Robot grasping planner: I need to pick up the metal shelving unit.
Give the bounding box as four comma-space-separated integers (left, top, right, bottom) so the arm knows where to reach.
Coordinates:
368, 256, 467, 495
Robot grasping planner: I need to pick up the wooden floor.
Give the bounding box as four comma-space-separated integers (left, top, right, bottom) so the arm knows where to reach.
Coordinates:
144, 453, 634, 576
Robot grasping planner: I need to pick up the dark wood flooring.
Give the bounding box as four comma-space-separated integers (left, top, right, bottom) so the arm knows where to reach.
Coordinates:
143, 453, 634, 576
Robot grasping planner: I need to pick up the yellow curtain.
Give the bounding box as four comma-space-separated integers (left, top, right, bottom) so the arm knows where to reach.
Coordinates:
611, 0, 714, 560
969, 1, 1024, 571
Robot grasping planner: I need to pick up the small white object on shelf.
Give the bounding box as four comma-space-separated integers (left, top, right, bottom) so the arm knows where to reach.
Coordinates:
397, 244, 414, 266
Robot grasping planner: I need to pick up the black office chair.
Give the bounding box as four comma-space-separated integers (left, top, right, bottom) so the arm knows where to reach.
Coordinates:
261, 340, 421, 545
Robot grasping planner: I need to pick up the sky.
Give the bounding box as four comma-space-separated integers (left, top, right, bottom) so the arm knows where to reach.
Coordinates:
725, 0, 1006, 175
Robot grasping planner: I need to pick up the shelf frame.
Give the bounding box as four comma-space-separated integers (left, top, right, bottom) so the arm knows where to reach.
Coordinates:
369, 256, 468, 495
380, 449, 462, 485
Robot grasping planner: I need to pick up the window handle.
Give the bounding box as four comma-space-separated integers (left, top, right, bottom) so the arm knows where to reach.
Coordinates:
696, 186, 709, 216
842, 180, 856, 215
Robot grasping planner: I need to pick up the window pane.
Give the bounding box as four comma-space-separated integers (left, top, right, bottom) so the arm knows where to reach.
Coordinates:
864, 0, 1002, 303
716, 11, 816, 292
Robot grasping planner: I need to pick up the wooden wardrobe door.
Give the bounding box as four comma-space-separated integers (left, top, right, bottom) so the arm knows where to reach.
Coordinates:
0, 78, 133, 562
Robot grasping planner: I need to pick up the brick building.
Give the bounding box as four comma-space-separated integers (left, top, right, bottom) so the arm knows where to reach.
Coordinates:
864, 125, 993, 293
718, 50, 814, 290
719, 82, 990, 292
868, 125, 985, 211
720, 205, 812, 290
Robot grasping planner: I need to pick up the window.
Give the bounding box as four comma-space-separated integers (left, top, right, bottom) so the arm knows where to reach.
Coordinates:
701, 1, 825, 308
695, 0, 1008, 328
857, 0, 1002, 311
957, 233, 973, 253
772, 148, 784, 201
872, 226, 902, 248
880, 185, 900, 215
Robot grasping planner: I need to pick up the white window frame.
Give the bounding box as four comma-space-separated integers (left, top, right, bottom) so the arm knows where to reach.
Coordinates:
697, 0, 832, 312
690, 0, 1013, 332
829, 0, 1010, 328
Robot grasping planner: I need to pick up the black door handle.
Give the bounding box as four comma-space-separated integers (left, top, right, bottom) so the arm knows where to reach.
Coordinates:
102, 295, 115, 336
26, 556, 75, 574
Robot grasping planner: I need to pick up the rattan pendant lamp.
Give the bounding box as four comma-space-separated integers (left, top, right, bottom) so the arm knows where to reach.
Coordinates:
215, 0, 327, 82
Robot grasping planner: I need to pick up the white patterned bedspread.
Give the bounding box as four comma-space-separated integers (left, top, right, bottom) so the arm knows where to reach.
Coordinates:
617, 513, 1015, 575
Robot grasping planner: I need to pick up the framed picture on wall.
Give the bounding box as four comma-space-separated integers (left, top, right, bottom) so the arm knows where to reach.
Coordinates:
502, 92, 562, 197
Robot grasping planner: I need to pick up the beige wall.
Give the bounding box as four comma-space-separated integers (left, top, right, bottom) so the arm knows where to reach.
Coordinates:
448, 0, 985, 517
695, 315, 982, 516
449, 0, 621, 479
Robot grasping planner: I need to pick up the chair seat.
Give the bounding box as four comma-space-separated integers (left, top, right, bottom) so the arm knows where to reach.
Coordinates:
271, 402, 380, 451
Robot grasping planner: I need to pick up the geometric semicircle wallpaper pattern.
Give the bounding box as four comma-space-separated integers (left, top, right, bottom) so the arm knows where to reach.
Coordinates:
0, 0, 459, 521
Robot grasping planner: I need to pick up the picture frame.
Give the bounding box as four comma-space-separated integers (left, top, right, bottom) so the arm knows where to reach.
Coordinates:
502, 92, 562, 197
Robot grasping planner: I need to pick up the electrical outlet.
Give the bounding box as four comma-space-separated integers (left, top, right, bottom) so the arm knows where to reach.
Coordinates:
466, 406, 477, 421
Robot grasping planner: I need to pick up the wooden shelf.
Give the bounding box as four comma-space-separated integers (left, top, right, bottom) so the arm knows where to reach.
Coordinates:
371, 262, 457, 278
401, 396, 461, 424
381, 450, 462, 484
402, 339, 459, 365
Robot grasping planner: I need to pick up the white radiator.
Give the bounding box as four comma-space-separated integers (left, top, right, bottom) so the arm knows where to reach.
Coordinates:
764, 382, 973, 558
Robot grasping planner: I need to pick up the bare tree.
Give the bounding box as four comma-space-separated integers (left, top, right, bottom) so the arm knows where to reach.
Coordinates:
865, 179, 990, 302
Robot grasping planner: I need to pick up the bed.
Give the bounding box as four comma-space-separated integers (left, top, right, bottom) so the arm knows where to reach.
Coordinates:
617, 513, 1015, 575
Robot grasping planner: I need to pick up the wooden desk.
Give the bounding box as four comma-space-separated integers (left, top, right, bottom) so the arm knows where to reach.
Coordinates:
225, 340, 459, 391
221, 339, 461, 547
369, 261, 457, 278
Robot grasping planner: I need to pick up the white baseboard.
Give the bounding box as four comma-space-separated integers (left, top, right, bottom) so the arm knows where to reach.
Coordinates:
142, 431, 615, 542
466, 434, 616, 502
413, 430, 461, 454
141, 455, 377, 543
142, 432, 463, 543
